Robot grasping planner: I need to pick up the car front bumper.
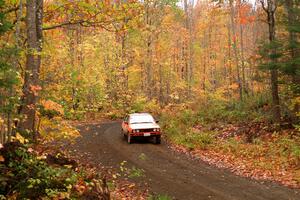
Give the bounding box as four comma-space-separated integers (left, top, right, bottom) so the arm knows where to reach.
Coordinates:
130, 132, 161, 137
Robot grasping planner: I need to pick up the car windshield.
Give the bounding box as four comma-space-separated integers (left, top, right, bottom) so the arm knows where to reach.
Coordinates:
130, 115, 155, 124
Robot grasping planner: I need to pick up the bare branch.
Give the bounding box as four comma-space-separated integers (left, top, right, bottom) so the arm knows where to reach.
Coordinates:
260, 0, 268, 13
43, 9, 118, 31
4, 6, 19, 14
43, 19, 117, 32
274, 0, 278, 12
42, 20, 84, 30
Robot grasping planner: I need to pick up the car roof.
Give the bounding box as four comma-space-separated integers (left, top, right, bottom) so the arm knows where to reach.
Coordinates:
129, 113, 152, 117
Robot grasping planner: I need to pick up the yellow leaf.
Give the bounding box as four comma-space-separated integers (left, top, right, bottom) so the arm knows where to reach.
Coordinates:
64, 165, 73, 169
16, 133, 25, 144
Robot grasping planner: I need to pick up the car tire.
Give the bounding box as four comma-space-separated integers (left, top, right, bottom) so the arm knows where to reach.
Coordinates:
155, 136, 161, 144
127, 134, 132, 144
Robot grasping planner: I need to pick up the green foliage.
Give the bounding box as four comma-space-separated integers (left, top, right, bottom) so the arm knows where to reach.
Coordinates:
180, 109, 197, 126
276, 136, 300, 162
180, 131, 215, 150
0, 0, 15, 85
219, 138, 241, 154
119, 161, 145, 178
128, 167, 145, 178
130, 96, 161, 115
0, 0, 12, 34
64, 110, 86, 120
130, 96, 148, 113
258, 37, 283, 70
194, 94, 272, 124
0, 55, 18, 88
0, 0, 20, 121
148, 194, 172, 200
280, 0, 300, 81
0, 56, 19, 114
40, 108, 61, 119
160, 0, 179, 8
138, 153, 147, 161
0, 143, 78, 199
161, 108, 216, 150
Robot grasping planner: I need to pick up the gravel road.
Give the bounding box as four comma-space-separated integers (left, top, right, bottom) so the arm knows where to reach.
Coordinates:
74, 121, 300, 200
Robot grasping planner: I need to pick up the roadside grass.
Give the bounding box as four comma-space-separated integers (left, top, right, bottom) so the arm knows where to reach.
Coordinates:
107, 181, 116, 191
161, 94, 300, 187
139, 153, 147, 161
148, 194, 172, 200
213, 135, 300, 184
119, 161, 145, 178
129, 167, 145, 178
166, 128, 216, 150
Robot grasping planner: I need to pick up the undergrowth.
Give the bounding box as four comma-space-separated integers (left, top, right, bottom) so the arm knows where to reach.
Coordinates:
0, 118, 109, 199
161, 93, 300, 184
0, 142, 108, 199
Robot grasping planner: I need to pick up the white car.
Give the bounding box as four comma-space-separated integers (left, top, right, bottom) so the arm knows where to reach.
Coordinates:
121, 113, 161, 144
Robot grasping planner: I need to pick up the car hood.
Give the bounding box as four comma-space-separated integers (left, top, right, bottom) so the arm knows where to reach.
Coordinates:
130, 123, 160, 130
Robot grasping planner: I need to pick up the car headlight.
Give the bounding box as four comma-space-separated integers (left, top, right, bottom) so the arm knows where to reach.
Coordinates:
136, 129, 140, 133
133, 129, 139, 133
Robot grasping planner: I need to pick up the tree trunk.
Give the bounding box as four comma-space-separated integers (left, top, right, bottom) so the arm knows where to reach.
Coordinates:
184, 0, 194, 98
145, 0, 153, 99
227, 21, 233, 86
229, 0, 243, 101
240, 24, 247, 95
19, 0, 43, 137
261, 0, 281, 121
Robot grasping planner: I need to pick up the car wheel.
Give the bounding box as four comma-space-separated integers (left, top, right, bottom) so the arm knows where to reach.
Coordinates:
127, 134, 132, 144
155, 136, 161, 144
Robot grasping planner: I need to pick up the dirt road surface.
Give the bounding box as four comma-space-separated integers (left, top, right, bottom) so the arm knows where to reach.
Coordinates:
73, 121, 300, 200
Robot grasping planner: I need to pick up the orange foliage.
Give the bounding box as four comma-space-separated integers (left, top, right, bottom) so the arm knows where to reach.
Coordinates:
41, 100, 64, 115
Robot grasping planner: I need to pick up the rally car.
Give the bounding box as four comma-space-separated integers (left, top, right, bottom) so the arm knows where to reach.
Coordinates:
121, 113, 161, 144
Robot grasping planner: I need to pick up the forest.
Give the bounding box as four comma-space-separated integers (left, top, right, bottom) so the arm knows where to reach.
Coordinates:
0, 0, 300, 199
